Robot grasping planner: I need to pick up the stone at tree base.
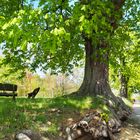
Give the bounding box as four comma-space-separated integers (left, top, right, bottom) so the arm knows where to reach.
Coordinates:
15, 130, 43, 140
65, 111, 109, 140
108, 118, 121, 133
15, 133, 31, 140
65, 105, 131, 140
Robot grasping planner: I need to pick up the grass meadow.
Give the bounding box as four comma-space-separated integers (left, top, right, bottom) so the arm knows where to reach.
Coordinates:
0, 96, 110, 139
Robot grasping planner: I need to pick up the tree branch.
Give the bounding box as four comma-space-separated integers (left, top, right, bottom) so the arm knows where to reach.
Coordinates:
111, 0, 125, 10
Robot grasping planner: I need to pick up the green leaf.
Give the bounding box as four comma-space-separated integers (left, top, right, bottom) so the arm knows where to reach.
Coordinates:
21, 40, 27, 51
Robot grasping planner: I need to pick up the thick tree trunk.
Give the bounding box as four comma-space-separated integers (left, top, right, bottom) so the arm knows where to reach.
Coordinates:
119, 57, 129, 98
120, 74, 129, 98
78, 38, 112, 98
77, 0, 125, 98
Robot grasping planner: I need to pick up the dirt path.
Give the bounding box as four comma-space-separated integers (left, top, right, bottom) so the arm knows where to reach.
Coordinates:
118, 100, 140, 140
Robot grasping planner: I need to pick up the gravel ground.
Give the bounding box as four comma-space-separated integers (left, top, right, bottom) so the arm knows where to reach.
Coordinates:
117, 100, 140, 140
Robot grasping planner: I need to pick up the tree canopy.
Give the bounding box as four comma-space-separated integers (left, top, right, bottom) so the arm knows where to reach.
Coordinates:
0, 0, 139, 73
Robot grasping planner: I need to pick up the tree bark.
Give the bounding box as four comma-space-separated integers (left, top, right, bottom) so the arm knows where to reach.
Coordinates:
119, 56, 129, 98
78, 38, 112, 97
120, 73, 129, 98
120, 58, 129, 98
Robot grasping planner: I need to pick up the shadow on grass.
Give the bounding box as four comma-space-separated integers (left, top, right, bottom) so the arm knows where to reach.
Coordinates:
0, 96, 110, 139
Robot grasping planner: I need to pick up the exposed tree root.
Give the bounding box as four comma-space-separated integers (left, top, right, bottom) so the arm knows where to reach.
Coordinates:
64, 93, 131, 140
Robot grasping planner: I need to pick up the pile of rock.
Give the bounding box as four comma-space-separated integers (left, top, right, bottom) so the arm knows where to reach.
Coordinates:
65, 106, 130, 140
65, 111, 114, 140
15, 130, 43, 140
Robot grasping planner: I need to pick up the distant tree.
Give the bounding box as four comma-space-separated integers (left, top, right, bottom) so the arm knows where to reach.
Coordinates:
110, 30, 140, 98
128, 64, 140, 96
0, 57, 23, 83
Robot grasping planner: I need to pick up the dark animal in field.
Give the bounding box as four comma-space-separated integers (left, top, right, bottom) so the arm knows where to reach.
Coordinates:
28, 87, 40, 99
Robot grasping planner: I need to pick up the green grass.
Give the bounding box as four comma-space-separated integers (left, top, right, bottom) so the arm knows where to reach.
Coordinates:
122, 97, 133, 108
135, 95, 140, 100
0, 96, 110, 139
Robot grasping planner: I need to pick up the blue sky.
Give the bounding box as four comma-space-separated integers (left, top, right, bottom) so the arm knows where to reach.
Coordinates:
0, 44, 3, 56
32, 0, 78, 8
32, 0, 39, 8
0, 51, 2, 56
